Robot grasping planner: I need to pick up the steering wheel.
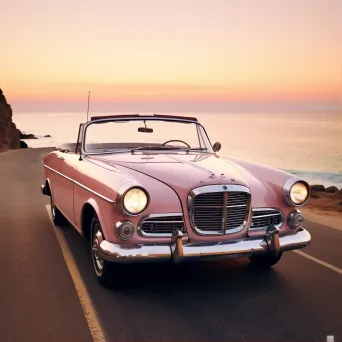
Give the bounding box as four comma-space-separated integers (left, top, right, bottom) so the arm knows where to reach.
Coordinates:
160, 139, 191, 148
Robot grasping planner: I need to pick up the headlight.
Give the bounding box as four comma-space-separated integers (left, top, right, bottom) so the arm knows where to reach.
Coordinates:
283, 178, 310, 206
122, 187, 149, 215
290, 182, 309, 204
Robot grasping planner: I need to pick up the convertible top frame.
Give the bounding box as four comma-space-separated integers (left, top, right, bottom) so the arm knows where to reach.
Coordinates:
90, 114, 198, 122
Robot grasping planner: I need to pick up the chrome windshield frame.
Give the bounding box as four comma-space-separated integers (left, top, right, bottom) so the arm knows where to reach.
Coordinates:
80, 116, 215, 156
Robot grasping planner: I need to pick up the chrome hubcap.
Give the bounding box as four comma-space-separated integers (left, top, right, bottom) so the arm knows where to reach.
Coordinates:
92, 224, 104, 272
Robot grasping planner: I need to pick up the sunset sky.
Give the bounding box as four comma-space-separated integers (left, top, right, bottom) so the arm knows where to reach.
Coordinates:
1, 0, 341, 112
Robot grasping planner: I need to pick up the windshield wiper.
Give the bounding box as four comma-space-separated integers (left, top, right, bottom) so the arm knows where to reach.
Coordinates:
90, 146, 209, 155
130, 146, 210, 154
130, 146, 184, 154
184, 147, 208, 152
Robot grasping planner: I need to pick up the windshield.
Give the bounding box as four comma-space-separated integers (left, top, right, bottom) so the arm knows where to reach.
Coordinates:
83, 118, 213, 153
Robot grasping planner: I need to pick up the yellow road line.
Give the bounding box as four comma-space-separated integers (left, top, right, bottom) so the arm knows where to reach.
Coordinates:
293, 250, 342, 275
45, 205, 107, 342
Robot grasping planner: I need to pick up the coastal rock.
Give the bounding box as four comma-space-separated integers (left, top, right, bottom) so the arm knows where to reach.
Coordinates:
311, 185, 326, 192
325, 186, 339, 193
10, 122, 21, 149
0, 89, 21, 151
20, 132, 38, 139
44, 134, 51, 138
20, 141, 28, 148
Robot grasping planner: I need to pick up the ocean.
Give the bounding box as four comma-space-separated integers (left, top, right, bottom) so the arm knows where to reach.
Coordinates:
13, 111, 342, 189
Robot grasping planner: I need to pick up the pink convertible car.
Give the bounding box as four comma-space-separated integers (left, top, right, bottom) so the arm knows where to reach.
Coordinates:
41, 114, 311, 286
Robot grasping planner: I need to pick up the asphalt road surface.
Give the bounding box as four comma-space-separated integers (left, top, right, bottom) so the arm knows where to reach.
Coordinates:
1, 148, 341, 342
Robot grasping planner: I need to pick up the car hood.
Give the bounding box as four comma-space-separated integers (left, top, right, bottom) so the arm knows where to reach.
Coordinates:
87, 153, 249, 190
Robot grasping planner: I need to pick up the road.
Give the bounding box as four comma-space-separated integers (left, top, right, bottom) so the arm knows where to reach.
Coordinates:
1, 147, 341, 342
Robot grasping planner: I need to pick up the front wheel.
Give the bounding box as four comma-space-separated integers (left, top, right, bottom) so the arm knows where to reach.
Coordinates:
90, 216, 115, 287
249, 252, 283, 268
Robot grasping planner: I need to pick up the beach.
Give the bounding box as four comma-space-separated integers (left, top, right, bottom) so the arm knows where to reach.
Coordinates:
302, 188, 342, 231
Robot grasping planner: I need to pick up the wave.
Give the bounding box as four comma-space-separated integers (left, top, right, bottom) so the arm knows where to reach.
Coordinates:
283, 169, 342, 189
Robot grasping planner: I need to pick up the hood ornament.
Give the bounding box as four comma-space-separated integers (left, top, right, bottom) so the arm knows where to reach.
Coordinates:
219, 173, 225, 184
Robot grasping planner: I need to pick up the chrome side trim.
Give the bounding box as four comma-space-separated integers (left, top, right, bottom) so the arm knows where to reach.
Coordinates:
44, 164, 74, 182
283, 177, 311, 207
138, 213, 184, 237
44, 164, 115, 203
73, 180, 115, 203
187, 184, 251, 236
249, 208, 284, 231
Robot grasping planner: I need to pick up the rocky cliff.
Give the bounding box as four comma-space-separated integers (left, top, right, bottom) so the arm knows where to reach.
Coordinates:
0, 89, 21, 151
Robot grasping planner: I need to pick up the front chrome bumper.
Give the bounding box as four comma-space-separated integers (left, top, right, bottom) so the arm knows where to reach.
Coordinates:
97, 226, 311, 263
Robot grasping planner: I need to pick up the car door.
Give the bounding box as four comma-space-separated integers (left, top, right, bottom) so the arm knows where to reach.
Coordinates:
57, 152, 80, 225
49, 125, 84, 226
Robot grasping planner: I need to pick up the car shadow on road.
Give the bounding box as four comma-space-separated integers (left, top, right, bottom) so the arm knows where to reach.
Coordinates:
55, 221, 342, 342
60, 222, 296, 340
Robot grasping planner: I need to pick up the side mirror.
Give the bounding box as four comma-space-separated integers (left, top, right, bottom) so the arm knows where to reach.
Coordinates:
213, 142, 221, 152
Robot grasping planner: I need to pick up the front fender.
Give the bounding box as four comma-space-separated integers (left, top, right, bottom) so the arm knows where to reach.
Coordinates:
74, 171, 183, 245
225, 157, 303, 207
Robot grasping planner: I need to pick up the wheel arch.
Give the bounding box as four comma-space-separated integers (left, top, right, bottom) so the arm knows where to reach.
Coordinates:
80, 199, 103, 240
45, 178, 52, 196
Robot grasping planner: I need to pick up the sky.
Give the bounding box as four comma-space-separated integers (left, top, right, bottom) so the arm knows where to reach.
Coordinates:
1, 0, 341, 112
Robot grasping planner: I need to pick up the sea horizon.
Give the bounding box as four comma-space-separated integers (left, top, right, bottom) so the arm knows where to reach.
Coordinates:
13, 111, 342, 189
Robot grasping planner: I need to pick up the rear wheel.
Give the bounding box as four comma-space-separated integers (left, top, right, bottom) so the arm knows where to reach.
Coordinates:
90, 215, 114, 287
249, 252, 283, 268
50, 197, 66, 226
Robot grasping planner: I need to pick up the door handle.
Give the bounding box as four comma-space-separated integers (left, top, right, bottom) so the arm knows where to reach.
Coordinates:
57, 156, 65, 160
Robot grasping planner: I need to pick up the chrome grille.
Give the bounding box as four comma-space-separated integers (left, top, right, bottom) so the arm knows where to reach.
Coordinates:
139, 214, 184, 237
190, 186, 250, 235
250, 208, 283, 230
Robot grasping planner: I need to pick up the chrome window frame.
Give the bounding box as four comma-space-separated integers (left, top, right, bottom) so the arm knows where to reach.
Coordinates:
80, 116, 215, 156
187, 184, 252, 236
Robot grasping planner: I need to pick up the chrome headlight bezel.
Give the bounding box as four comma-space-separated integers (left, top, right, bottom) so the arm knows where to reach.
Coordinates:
283, 178, 310, 206
119, 186, 150, 216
